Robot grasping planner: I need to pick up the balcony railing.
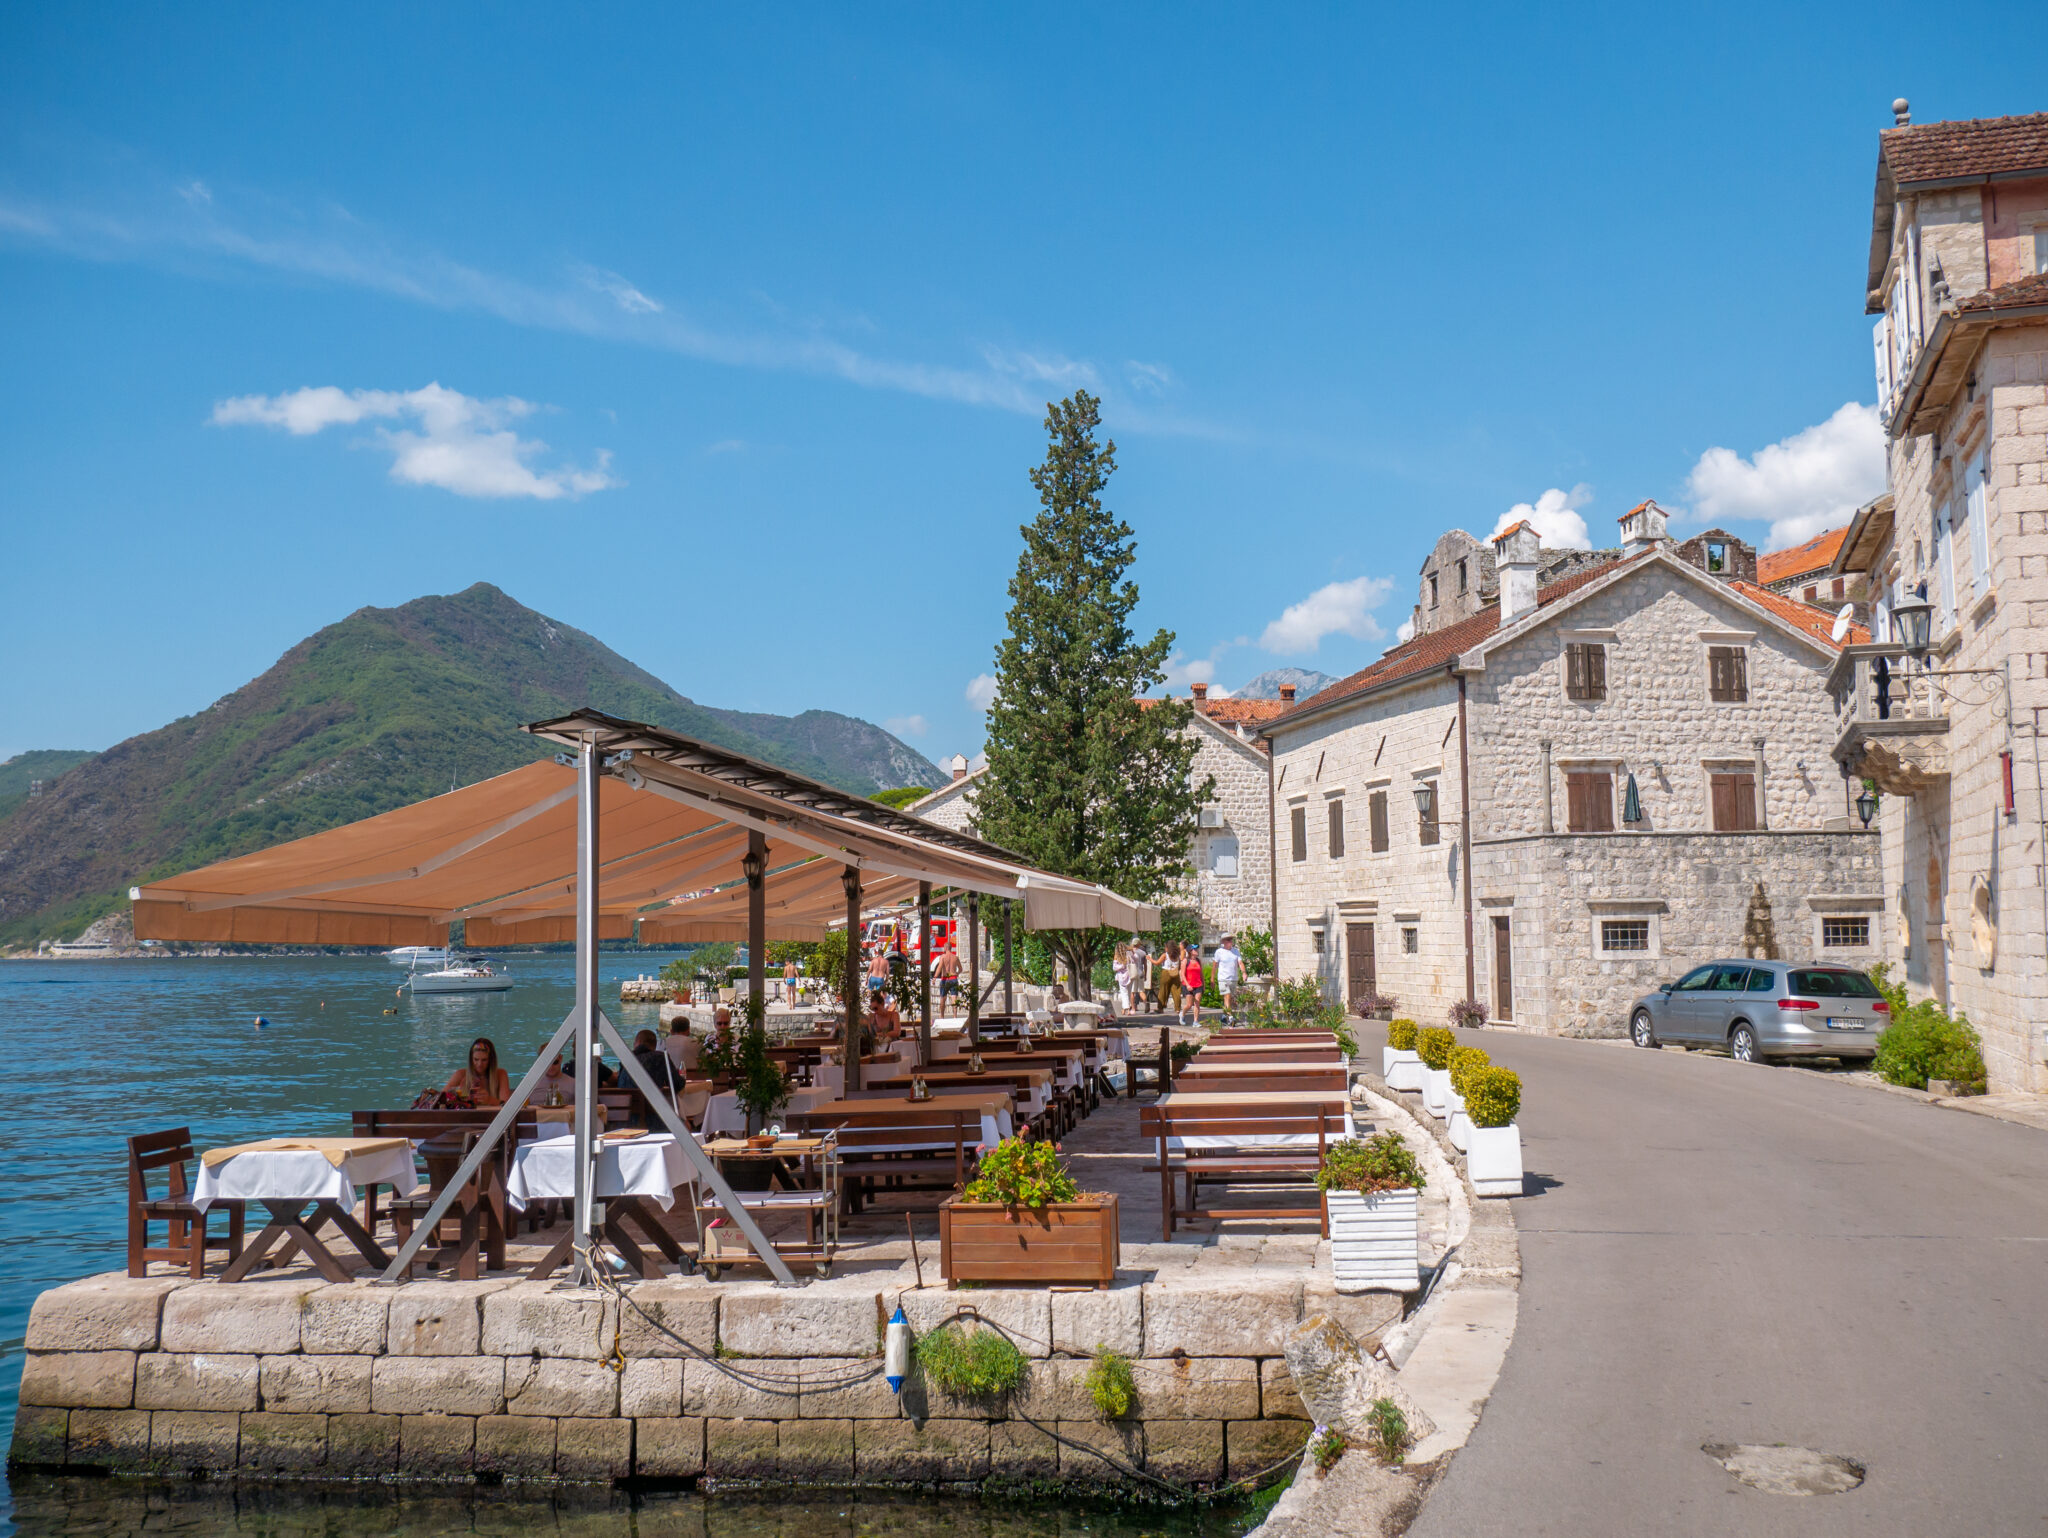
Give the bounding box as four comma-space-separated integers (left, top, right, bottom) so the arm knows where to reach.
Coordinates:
1829, 643, 1950, 791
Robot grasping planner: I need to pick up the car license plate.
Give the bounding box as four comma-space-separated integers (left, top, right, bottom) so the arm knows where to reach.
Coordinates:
1825, 1017, 1866, 1031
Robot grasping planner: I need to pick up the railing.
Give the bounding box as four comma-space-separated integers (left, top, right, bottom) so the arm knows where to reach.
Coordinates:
1828, 643, 1948, 739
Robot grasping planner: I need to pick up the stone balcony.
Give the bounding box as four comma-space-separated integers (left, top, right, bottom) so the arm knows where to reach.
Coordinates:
1828, 642, 1950, 794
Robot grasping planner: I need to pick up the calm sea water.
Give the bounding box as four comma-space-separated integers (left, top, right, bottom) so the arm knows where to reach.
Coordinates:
0, 957, 1257, 1538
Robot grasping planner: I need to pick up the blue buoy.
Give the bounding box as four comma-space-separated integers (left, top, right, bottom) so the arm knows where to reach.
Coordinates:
884, 1306, 911, 1393
253, 1016, 268, 1029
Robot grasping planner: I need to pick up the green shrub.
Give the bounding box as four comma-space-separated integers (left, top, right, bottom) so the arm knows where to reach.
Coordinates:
1240, 928, 1275, 977
1315, 1133, 1426, 1195
1363, 1397, 1411, 1464
915, 1324, 1028, 1400
1085, 1347, 1136, 1420
1449, 1044, 1491, 1096
1869, 964, 1985, 1091
1464, 1066, 1521, 1128
1250, 975, 1358, 1054
962, 1136, 1080, 1208
1386, 1018, 1419, 1052
1417, 1027, 1456, 1071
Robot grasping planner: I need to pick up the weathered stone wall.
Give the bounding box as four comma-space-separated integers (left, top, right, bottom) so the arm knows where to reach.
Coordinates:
11, 1272, 1348, 1488
1162, 718, 1274, 947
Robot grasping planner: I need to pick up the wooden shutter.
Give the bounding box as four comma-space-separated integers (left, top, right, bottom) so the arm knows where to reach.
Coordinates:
1566, 644, 1587, 699
1566, 772, 1613, 832
1711, 772, 1758, 832
1708, 646, 1748, 703
1587, 644, 1606, 700
1327, 799, 1345, 858
1418, 782, 1440, 846
1369, 791, 1389, 852
1567, 643, 1607, 701
1290, 806, 1307, 862
1729, 648, 1747, 702
1346, 924, 1376, 1010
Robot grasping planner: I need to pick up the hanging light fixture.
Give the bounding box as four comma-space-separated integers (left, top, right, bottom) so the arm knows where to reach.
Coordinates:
1891, 595, 1934, 660
1412, 783, 1436, 821
741, 846, 766, 887
1856, 787, 1879, 828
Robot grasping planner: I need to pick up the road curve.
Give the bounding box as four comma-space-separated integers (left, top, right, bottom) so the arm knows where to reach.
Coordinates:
1385, 1030, 2048, 1537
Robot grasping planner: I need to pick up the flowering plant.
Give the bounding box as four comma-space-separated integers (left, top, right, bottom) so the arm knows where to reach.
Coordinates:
961, 1135, 1082, 1208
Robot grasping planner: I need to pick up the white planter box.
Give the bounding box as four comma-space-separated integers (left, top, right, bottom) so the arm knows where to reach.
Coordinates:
1448, 1104, 1471, 1152
1422, 1068, 1452, 1118
1467, 1124, 1523, 1197
1385, 1050, 1424, 1091
1324, 1187, 1420, 1293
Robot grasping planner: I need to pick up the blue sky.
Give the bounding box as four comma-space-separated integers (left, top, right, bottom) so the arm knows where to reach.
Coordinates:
3, 4, 2044, 770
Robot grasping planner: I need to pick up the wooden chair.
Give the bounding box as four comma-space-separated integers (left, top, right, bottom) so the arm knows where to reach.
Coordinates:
128, 1128, 244, 1279
1139, 1100, 1340, 1240
352, 1109, 508, 1278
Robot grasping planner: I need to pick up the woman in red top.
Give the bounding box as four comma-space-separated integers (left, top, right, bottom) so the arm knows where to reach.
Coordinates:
1181, 947, 1204, 1028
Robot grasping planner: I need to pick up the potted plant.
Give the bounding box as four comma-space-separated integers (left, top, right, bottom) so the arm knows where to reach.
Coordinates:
1417, 1028, 1456, 1117
1355, 990, 1399, 1024
939, 1136, 1119, 1289
1383, 1017, 1424, 1086
1449, 997, 1488, 1031
1446, 1045, 1489, 1152
705, 998, 791, 1133
1463, 1066, 1523, 1197
1317, 1133, 1425, 1292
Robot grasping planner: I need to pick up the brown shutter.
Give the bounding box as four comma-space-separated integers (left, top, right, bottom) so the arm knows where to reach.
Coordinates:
1731, 772, 1756, 830
1588, 645, 1606, 700
1327, 799, 1345, 858
1565, 773, 1587, 831
1731, 648, 1748, 702
1588, 772, 1614, 832
1711, 773, 1733, 830
1708, 648, 1728, 701
1370, 791, 1389, 852
1290, 806, 1307, 862
1565, 644, 1586, 699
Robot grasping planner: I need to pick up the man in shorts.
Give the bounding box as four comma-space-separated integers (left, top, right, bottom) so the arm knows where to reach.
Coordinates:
1214, 935, 1243, 1022
935, 945, 961, 1016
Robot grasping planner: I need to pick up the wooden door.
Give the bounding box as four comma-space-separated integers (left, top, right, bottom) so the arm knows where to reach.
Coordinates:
1492, 916, 1513, 1022
1345, 923, 1376, 1011
1711, 772, 1757, 831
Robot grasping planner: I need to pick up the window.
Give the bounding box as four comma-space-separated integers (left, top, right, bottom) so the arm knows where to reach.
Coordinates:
1673, 965, 1718, 991
1402, 926, 1418, 954
1289, 806, 1307, 863
1417, 780, 1440, 846
1821, 916, 1871, 949
1787, 967, 1882, 996
1965, 452, 1990, 600
1565, 771, 1614, 833
1369, 790, 1390, 853
1832, 577, 1846, 602
1710, 965, 1750, 992
1600, 919, 1649, 952
1706, 541, 1728, 573
2036, 228, 2048, 275
1326, 798, 1345, 858
1310, 927, 1325, 955
1710, 771, 1758, 831
1565, 642, 1607, 701
1804, 585, 1819, 603
1936, 505, 1957, 631
1209, 833, 1240, 879
1428, 573, 1439, 607
1707, 646, 1749, 703
1745, 968, 1776, 993
1457, 559, 1468, 594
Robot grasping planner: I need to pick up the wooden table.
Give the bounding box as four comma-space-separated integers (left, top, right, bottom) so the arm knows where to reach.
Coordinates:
195, 1137, 416, 1283
507, 1131, 691, 1279
696, 1135, 838, 1278
1175, 1061, 1351, 1093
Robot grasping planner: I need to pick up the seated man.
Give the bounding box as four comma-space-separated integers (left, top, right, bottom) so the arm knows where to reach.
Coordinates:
663, 1019, 699, 1075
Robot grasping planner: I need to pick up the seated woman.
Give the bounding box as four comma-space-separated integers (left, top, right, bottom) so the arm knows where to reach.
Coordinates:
444, 1037, 510, 1108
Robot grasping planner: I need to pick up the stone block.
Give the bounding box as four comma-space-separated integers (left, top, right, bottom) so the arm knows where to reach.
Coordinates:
1226, 1418, 1309, 1480
136, 1352, 260, 1412
1050, 1284, 1143, 1357
64, 1408, 152, 1471
778, 1417, 855, 1481
719, 1283, 880, 1358
1143, 1276, 1301, 1357
398, 1413, 475, 1478
7, 1406, 67, 1468
1144, 1419, 1224, 1485
855, 1417, 990, 1483
504, 1358, 619, 1418
1300, 1281, 1404, 1345
617, 1282, 718, 1357
896, 1287, 1051, 1358
555, 1417, 633, 1480
325, 1413, 400, 1475
25, 1276, 186, 1352
301, 1284, 389, 1355
704, 1418, 779, 1480
620, 1358, 681, 1418
798, 1358, 898, 1418
1009, 1356, 1092, 1421
1260, 1358, 1307, 1419
987, 1419, 1059, 1480
482, 1282, 615, 1360
19, 1351, 136, 1409
260, 1354, 374, 1414
238, 1411, 328, 1473
387, 1281, 505, 1356
474, 1415, 556, 1480
161, 1283, 314, 1354
149, 1409, 241, 1472
1129, 1357, 1259, 1420
633, 1416, 705, 1478
1055, 1420, 1141, 1485
682, 1356, 803, 1419
370, 1355, 505, 1416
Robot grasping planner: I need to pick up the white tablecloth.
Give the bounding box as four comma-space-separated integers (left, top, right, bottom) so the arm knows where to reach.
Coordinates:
818, 1104, 1009, 1153
506, 1132, 692, 1211
193, 1142, 419, 1214
702, 1085, 840, 1139
1169, 1111, 1358, 1151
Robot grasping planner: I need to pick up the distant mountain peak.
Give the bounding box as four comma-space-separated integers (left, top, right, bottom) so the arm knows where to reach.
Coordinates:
1232, 667, 1339, 702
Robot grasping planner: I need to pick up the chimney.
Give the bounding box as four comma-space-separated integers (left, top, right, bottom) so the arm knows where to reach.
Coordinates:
1279, 683, 1297, 703
1493, 521, 1542, 623
1892, 97, 1911, 126
1191, 682, 1209, 700
946, 753, 968, 782
1618, 499, 1671, 554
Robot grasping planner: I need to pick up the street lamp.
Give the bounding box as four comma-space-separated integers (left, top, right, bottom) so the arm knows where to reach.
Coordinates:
741, 846, 766, 888
1891, 595, 1934, 660
1856, 787, 1879, 828
1412, 783, 1436, 821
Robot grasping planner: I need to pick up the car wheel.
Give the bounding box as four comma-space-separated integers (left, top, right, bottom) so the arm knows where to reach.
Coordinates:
1730, 1023, 1758, 1063
1631, 1010, 1658, 1049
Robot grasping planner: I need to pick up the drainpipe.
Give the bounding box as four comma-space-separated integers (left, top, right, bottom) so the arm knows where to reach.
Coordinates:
1540, 739, 1554, 834
1266, 736, 1279, 970
1457, 670, 1476, 1006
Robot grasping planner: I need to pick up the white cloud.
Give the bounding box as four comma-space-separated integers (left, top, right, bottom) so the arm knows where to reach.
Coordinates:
1396, 617, 1416, 644
885, 714, 929, 740
964, 674, 998, 711
1489, 486, 1593, 551
210, 383, 619, 500
581, 267, 663, 315
1258, 575, 1395, 654
1684, 402, 1886, 551
1160, 651, 1219, 692
1125, 361, 1174, 395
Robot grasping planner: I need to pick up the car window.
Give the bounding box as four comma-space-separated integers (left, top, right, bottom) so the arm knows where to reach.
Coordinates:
1710, 965, 1750, 991
1787, 968, 1882, 998
1673, 966, 1717, 991
1746, 968, 1777, 993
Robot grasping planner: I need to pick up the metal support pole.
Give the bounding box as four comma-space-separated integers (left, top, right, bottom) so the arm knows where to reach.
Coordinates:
966, 892, 981, 1047
1002, 900, 1014, 1014
570, 737, 601, 1284
917, 880, 933, 1070
747, 830, 766, 1017
843, 864, 864, 1092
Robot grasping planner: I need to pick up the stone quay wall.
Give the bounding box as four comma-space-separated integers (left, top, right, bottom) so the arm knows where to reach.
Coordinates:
8, 1270, 1385, 1489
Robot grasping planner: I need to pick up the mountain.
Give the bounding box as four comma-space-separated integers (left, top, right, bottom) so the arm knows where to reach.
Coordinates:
0, 583, 941, 945
1232, 667, 1339, 702
0, 751, 94, 822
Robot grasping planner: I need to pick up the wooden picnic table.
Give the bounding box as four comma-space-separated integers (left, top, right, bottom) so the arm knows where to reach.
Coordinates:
1141, 1090, 1355, 1239
1175, 1061, 1350, 1092
1192, 1043, 1347, 1064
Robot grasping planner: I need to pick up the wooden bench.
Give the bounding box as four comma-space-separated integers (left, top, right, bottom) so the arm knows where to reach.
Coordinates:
1138, 1096, 1345, 1240
1173, 1064, 1350, 1093
1205, 1029, 1340, 1043
127, 1128, 244, 1279
352, 1110, 509, 1278
786, 1102, 986, 1214
863, 1073, 1054, 1136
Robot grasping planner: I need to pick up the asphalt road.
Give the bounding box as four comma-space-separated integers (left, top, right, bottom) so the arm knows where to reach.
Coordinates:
1387, 1030, 2048, 1537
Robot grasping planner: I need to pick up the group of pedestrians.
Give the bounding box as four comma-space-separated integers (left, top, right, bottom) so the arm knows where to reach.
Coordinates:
1111, 934, 1241, 1025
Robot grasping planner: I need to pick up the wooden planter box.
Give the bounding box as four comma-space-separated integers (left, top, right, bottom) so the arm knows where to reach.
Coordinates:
938, 1194, 1119, 1289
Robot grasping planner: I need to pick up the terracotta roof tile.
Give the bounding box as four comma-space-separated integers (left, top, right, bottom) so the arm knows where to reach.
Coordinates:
1956, 270, 2048, 313
1757, 526, 1850, 587
1881, 112, 2048, 185
1727, 580, 1867, 649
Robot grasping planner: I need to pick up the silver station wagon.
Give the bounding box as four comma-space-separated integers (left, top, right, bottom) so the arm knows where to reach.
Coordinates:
1628, 959, 1890, 1062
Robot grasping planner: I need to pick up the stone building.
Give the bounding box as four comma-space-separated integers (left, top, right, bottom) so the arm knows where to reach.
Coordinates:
1826, 102, 2048, 1091
1264, 508, 1885, 1036
1758, 522, 1869, 618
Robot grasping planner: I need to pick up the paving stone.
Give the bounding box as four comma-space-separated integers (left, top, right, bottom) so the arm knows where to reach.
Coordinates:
301, 1284, 389, 1355
1143, 1275, 1302, 1357
1055, 1420, 1142, 1485
136, 1352, 260, 1412
1128, 1357, 1259, 1420
1050, 1285, 1144, 1357
64, 1409, 152, 1471
504, 1358, 620, 1418
797, 1358, 898, 1418
682, 1357, 803, 1419
474, 1415, 556, 1480
778, 1417, 855, 1481
1144, 1419, 1224, 1485
483, 1283, 615, 1361
632, 1416, 705, 1478
987, 1419, 1059, 1480
19, 1351, 136, 1409
855, 1418, 990, 1483
397, 1413, 474, 1478
554, 1416, 632, 1480
149, 1409, 241, 1472
1260, 1357, 1308, 1419
238, 1411, 328, 1473
25, 1276, 187, 1352
896, 1287, 1052, 1358
260, 1354, 373, 1414
7, 1406, 68, 1468
704, 1417, 778, 1480
1225, 1418, 1309, 1480
620, 1358, 681, 1418
325, 1413, 400, 1475
387, 1281, 506, 1356
720, 1284, 881, 1358
370, 1355, 505, 1417
161, 1284, 314, 1354
617, 1282, 718, 1357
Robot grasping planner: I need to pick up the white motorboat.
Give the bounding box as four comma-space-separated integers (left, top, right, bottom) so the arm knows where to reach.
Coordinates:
407, 960, 514, 994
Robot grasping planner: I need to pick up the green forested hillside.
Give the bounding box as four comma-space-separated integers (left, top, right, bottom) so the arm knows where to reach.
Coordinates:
0, 750, 94, 822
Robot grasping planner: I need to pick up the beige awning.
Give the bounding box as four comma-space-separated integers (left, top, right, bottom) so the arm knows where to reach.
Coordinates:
132, 710, 1159, 944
